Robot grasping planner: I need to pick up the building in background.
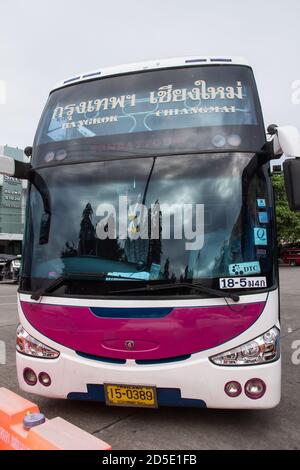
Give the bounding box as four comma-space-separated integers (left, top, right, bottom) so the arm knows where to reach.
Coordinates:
0, 145, 25, 255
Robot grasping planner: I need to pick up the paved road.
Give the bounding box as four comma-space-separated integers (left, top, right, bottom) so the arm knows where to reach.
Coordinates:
0, 269, 299, 450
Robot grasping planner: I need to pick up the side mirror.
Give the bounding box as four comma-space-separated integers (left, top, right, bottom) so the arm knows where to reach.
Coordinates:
0, 155, 31, 179
283, 158, 300, 211
269, 125, 300, 158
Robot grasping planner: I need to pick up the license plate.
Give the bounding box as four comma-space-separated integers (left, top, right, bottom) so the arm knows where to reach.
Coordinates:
219, 276, 267, 289
104, 383, 157, 408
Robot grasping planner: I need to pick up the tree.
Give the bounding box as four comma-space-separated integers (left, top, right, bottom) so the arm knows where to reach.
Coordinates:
272, 174, 300, 244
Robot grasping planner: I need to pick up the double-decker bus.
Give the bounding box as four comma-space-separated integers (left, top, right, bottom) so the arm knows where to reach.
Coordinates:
1, 56, 300, 409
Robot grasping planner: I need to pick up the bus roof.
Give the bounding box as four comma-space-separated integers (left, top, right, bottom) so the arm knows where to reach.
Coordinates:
52, 56, 250, 92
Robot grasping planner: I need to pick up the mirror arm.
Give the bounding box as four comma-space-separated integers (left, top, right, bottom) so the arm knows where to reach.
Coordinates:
29, 170, 52, 245
14, 161, 33, 180
11, 162, 50, 214
30, 171, 51, 215
254, 141, 281, 165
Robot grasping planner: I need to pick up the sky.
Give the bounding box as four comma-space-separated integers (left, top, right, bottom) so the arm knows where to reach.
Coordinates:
0, 0, 299, 150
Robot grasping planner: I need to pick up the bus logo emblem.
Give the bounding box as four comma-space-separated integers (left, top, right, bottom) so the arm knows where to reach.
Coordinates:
125, 340, 135, 350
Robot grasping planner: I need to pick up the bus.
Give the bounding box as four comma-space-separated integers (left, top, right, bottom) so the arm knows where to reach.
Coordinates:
1, 56, 300, 409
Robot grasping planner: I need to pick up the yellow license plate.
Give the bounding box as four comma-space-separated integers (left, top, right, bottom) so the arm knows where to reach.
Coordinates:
104, 383, 157, 408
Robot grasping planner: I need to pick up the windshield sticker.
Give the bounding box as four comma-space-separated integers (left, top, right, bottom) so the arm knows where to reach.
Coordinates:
258, 211, 269, 224
44, 77, 258, 143
51, 81, 244, 122
257, 198, 266, 208
254, 227, 267, 245
229, 261, 261, 276
220, 277, 267, 289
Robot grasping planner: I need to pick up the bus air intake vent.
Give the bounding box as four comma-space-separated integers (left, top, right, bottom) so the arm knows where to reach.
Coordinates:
76, 351, 126, 364
135, 354, 191, 365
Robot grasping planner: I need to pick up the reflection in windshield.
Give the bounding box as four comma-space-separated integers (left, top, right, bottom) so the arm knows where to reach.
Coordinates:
21, 153, 274, 293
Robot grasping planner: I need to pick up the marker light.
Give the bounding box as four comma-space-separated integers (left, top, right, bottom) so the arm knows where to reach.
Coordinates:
38, 372, 51, 387
210, 58, 232, 62
212, 135, 226, 148
23, 368, 37, 386
44, 151, 55, 163
16, 324, 60, 359
227, 134, 242, 147
64, 76, 81, 84
224, 381, 242, 397
210, 327, 280, 366
82, 71, 101, 78
185, 59, 207, 63
244, 378, 266, 399
55, 149, 67, 161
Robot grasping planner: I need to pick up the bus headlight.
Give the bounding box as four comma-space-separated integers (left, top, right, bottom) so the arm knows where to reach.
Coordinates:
210, 327, 280, 366
16, 324, 60, 359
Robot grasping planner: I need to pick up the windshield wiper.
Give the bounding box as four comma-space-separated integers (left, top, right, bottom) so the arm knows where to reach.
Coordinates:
30, 272, 143, 301
30, 274, 239, 302
110, 282, 240, 302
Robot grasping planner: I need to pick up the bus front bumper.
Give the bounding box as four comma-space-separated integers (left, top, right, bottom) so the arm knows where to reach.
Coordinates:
16, 350, 281, 409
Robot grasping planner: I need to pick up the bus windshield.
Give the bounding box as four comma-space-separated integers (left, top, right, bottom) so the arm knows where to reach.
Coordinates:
32, 65, 265, 166
20, 64, 273, 296
21, 152, 275, 295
